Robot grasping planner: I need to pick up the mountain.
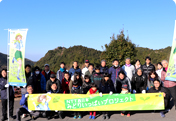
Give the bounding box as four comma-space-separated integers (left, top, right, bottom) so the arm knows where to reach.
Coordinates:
0, 52, 35, 70
34, 45, 171, 73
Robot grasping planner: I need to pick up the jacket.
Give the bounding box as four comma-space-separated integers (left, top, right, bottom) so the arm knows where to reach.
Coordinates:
91, 72, 104, 89
0, 77, 14, 99
20, 93, 28, 110
131, 74, 147, 93
114, 76, 131, 93
56, 69, 68, 83
109, 66, 122, 84
71, 86, 84, 94
141, 63, 155, 76
82, 81, 92, 94
122, 65, 135, 80
41, 70, 55, 82
100, 66, 109, 74
46, 78, 62, 92
82, 67, 89, 78
99, 80, 115, 93
69, 67, 81, 77
48, 89, 60, 93
85, 70, 95, 77
61, 78, 70, 94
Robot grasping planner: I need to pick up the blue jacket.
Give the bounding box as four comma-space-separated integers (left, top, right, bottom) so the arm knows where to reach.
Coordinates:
108, 66, 122, 84
100, 66, 109, 74
69, 67, 81, 77
0, 77, 14, 99
20, 93, 28, 110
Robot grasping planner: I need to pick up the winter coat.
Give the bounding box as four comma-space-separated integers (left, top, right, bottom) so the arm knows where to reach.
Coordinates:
56, 69, 68, 84
82, 67, 89, 78
61, 78, 70, 94
109, 66, 122, 84
91, 72, 104, 89
71, 86, 84, 94
100, 66, 109, 74
114, 76, 131, 93
99, 80, 115, 93
20, 93, 28, 110
46, 78, 62, 92
82, 81, 92, 94
0, 77, 14, 99
131, 74, 147, 93
69, 66, 81, 77
41, 70, 55, 82
141, 63, 155, 76
122, 65, 135, 80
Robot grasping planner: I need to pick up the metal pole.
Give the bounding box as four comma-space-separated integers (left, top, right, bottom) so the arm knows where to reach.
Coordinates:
7, 29, 10, 121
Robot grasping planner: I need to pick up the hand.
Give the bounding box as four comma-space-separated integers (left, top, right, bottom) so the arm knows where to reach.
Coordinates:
99, 92, 103, 97
23, 85, 26, 88
47, 92, 51, 94
55, 110, 58, 112
109, 91, 113, 95
5, 84, 9, 88
133, 90, 136, 94
25, 94, 29, 98
142, 90, 146, 94
163, 93, 166, 97
28, 109, 32, 112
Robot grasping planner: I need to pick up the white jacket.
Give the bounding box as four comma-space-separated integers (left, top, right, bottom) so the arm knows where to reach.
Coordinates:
122, 65, 135, 81
82, 67, 89, 78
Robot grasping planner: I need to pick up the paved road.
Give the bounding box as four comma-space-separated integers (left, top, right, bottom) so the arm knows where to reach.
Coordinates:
0, 99, 176, 121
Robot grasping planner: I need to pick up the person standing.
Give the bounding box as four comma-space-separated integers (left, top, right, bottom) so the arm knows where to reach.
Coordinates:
156, 62, 163, 79
161, 60, 176, 110
100, 60, 109, 74
41, 64, 55, 83
141, 56, 155, 76
82, 60, 89, 78
85, 63, 95, 77
122, 58, 135, 81
0, 69, 15, 121
69, 61, 81, 77
56, 62, 67, 84
134, 59, 141, 71
109, 59, 122, 84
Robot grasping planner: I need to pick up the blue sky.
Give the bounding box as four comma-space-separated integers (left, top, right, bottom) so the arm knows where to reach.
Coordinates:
0, 0, 176, 61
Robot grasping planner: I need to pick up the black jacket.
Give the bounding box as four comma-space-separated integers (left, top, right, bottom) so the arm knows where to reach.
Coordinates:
46, 79, 62, 92
141, 63, 155, 76
114, 76, 131, 93
100, 66, 109, 74
82, 81, 91, 94
0, 77, 14, 99
99, 79, 114, 93
131, 74, 147, 93
91, 72, 104, 89
71, 86, 84, 94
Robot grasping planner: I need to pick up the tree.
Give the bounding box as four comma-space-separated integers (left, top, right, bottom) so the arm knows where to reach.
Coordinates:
100, 30, 137, 67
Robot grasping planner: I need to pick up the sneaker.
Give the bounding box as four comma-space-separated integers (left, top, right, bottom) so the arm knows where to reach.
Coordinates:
31, 116, 35, 120
121, 113, 124, 116
160, 112, 165, 118
58, 112, 63, 119
1, 117, 8, 121
22, 114, 27, 119
89, 115, 92, 119
92, 116, 95, 119
106, 115, 110, 119
102, 115, 106, 120
73, 115, 77, 119
127, 114, 130, 117
47, 116, 51, 120
78, 115, 81, 119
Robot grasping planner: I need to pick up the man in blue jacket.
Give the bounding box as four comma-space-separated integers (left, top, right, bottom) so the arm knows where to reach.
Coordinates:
100, 60, 109, 74
16, 85, 39, 121
109, 59, 122, 84
69, 61, 81, 77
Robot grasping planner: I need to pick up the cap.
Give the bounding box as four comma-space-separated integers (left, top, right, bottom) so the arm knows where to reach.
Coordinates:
122, 84, 128, 89
50, 74, 56, 78
44, 64, 49, 67
85, 60, 89, 63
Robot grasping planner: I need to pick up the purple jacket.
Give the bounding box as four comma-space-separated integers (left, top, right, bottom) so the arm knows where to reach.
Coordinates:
108, 66, 122, 84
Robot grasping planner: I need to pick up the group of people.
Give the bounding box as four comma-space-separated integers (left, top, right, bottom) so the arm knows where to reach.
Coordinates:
0, 56, 176, 121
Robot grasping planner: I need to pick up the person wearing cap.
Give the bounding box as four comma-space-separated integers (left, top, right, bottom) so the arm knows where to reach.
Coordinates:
141, 56, 155, 76
41, 64, 55, 82
122, 58, 135, 81
69, 61, 81, 77
46, 73, 62, 92
91, 66, 104, 89
131, 68, 147, 93
120, 84, 131, 117
56, 62, 68, 84
114, 71, 131, 93
27, 66, 46, 93
109, 59, 122, 84
148, 79, 170, 118
99, 73, 114, 119
100, 60, 109, 74
82, 60, 90, 78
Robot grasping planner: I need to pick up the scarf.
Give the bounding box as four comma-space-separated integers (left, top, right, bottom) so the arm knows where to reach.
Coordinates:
89, 88, 98, 94
126, 64, 131, 67
60, 68, 65, 72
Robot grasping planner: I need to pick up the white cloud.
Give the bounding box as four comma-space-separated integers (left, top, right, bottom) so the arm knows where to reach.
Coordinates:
0, 0, 2, 2
174, 0, 176, 4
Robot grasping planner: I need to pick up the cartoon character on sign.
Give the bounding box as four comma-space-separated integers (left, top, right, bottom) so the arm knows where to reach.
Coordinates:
33, 95, 51, 110
172, 47, 176, 75
12, 33, 23, 80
